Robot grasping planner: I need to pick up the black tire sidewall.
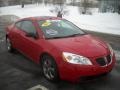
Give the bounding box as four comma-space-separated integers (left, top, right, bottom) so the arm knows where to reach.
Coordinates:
41, 55, 59, 82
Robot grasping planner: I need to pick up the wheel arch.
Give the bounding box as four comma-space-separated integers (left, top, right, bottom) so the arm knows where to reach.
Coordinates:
39, 52, 55, 65
39, 52, 60, 81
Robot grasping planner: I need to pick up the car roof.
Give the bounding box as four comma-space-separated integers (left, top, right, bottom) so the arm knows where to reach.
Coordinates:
19, 16, 63, 21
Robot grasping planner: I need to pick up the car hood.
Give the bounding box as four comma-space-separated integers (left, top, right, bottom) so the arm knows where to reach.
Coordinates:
47, 34, 108, 58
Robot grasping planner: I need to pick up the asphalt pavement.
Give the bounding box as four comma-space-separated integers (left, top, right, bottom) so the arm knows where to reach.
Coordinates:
0, 16, 120, 90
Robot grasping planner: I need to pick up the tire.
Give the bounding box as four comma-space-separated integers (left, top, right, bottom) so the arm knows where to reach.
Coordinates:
41, 55, 59, 82
6, 37, 15, 52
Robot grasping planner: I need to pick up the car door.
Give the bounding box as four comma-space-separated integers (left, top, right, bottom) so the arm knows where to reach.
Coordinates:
8, 21, 22, 49
16, 20, 41, 61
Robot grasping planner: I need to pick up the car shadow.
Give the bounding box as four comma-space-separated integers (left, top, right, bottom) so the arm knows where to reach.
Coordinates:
5, 50, 42, 75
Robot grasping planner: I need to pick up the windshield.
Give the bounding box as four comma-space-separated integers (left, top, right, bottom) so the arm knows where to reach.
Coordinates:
38, 19, 85, 39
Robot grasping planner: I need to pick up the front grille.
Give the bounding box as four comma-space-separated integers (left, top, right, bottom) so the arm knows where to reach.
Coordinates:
96, 58, 106, 66
106, 55, 111, 63
96, 54, 112, 66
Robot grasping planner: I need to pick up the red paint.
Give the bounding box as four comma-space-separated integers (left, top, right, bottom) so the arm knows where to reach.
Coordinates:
6, 16, 116, 82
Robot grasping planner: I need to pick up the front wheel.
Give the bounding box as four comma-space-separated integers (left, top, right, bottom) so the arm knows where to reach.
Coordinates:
41, 55, 59, 82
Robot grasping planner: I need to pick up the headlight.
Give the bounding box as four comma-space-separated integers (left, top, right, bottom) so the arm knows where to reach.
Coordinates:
62, 52, 92, 65
107, 44, 114, 57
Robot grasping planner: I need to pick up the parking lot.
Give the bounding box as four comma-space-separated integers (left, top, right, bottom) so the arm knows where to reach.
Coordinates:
0, 16, 120, 90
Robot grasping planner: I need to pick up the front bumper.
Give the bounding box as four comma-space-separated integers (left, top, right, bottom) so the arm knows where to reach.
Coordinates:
59, 54, 116, 82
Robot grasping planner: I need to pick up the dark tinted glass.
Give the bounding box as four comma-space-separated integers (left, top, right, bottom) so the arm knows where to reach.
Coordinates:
21, 21, 36, 34
15, 21, 21, 28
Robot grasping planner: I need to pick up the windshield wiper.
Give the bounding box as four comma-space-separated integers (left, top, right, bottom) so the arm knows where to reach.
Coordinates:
46, 33, 86, 39
65, 33, 86, 37
46, 36, 64, 39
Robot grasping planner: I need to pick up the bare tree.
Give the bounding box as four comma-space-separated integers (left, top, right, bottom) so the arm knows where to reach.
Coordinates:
21, 0, 24, 8
98, 0, 120, 14
35, 0, 42, 5
79, 0, 93, 14
118, 5, 120, 14
71, 0, 77, 6
81, 0, 89, 14
52, 0, 66, 18
2, 0, 9, 6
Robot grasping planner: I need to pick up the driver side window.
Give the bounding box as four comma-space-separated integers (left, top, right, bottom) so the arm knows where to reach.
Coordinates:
21, 20, 36, 34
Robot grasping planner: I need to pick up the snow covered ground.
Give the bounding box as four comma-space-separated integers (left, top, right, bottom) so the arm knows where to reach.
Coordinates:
0, 4, 120, 35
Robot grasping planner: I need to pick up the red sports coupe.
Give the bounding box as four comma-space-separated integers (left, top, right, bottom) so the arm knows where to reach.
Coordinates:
6, 16, 116, 82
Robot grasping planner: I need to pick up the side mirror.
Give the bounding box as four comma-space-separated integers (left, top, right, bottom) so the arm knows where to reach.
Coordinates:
26, 32, 37, 39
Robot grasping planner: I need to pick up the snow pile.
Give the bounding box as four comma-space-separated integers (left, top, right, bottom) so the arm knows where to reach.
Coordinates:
65, 9, 120, 35
0, 4, 120, 35
0, 4, 55, 17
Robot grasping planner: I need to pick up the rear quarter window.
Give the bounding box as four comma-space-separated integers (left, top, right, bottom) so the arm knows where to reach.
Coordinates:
15, 21, 21, 28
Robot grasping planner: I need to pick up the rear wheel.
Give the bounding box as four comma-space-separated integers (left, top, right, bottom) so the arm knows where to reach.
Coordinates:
6, 37, 15, 52
41, 55, 59, 82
